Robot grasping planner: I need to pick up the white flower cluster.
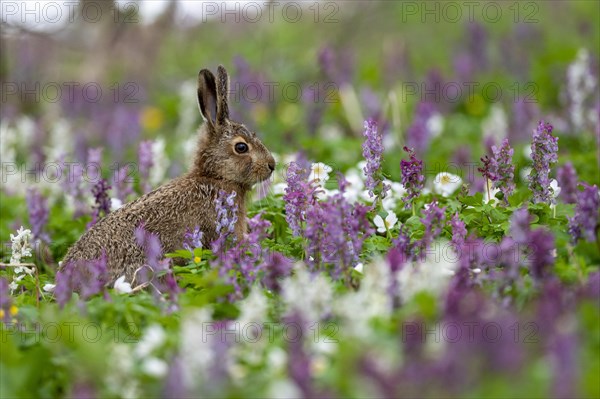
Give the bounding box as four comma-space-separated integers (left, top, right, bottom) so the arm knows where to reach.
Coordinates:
567, 48, 598, 131
9, 227, 35, 293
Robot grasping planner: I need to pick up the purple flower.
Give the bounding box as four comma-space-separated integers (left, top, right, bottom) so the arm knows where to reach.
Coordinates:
361, 119, 389, 198
138, 140, 154, 194
568, 183, 600, 243
416, 201, 446, 257
283, 162, 315, 236
87, 179, 112, 229
25, 188, 49, 243
528, 121, 559, 204
510, 97, 541, 143
400, 147, 425, 209
134, 225, 180, 311
87, 147, 103, 177
212, 190, 238, 251
450, 213, 467, 250
55, 255, 109, 307
510, 207, 532, 244
490, 139, 515, 203
556, 162, 579, 204
183, 227, 204, 252
466, 22, 489, 71
212, 212, 290, 299
528, 228, 556, 280
59, 156, 88, 218
285, 312, 316, 398
318, 45, 353, 86
406, 102, 436, 156
0, 278, 11, 323
477, 155, 495, 181
304, 174, 373, 281
262, 252, 293, 293
111, 165, 134, 203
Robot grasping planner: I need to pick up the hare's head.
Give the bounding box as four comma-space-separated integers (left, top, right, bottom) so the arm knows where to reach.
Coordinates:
193, 65, 275, 189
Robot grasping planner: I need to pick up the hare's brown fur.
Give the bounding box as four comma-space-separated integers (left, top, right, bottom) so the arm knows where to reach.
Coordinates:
62, 65, 275, 282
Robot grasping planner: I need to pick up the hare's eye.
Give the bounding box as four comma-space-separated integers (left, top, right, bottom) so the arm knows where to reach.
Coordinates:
234, 142, 249, 154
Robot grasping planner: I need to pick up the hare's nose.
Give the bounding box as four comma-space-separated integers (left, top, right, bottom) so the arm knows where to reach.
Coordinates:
268, 161, 275, 172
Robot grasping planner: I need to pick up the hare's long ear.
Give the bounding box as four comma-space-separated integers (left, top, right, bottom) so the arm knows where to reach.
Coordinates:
215, 65, 230, 125
197, 69, 218, 129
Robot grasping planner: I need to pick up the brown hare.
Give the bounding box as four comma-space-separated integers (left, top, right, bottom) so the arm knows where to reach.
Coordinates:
62, 65, 276, 282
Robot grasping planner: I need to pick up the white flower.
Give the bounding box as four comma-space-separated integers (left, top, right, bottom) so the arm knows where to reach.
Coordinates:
396, 241, 459, 303
333, 257, 393, 338
10, 226, 33, 265
272, 182, 287, 196
114, 276, 133, 294
141, 357, 168, 378
8, 281, 18, 293
238, 285, 268, 326
433, 172, 462, 197
281, 264, 332, 323
110, 198, 123, 211
43, 283, 56, 293
315, 188, 339, 201
381, 180, 405, 211
387, 180, 406, 198
520, 167, 532, 181
135, 325, 166, 358
427, 113, 444, 138
373, 212, 398, 234
14, 266, 34, 275
483, 181, 501, 206
343, 169, 365, 203
181, 309, 216, 390
567, 48, 597, 130
550, 179, 561, 198
482, 105, 508, 141
149, 138, 168, 187
310, 162, 333, 184
354, 263, 364, 274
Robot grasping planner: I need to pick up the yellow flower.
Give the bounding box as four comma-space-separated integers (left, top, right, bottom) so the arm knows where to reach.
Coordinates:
141, 106, 164, 131
465, 93, 486, 116
194, 256, 201, 263
10, 305, 18, 316
0, 309, 4, 319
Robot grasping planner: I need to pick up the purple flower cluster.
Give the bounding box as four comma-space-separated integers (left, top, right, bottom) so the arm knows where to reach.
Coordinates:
134, 225, 180, 311
212, 190, 239, 252
556, 162, 579, 204
25, 188, 49, 243
213, 213, 292, 299
59, 156, 88, 217
283, 162, 315, 236
111, 165, 134, 203
361, 119, 389, 198
450, 213, 467, 249
0, 278, 11, 323
478, 155, 494, 181
528, 121, 559, 204
490, 139, 516, 203
400, 147, 425, 209
183, 227, 204, 252
138, 140, 154, 194
304, 175, 373, 281
568, 183, 600, 243
501, 207, 556, 283
55, 255, 109, 307
317, 45, 353, 86
406, 102, 436, 156
88, 179, 112, 229
416, 201, 447, 258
